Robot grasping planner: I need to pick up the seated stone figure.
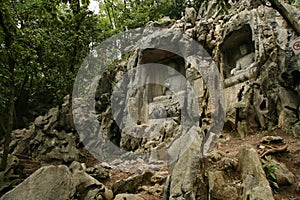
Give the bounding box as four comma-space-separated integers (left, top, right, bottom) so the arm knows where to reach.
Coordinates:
231, 44, 256, 76
164, 64, 186, 95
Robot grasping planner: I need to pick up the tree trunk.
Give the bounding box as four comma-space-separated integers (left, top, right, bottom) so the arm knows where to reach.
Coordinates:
0, 6, 16, 171
268, 0, 300, 36
0, 117, 7, 134
104, 0, 115, 29
110, 1, 118, 29
0, 65, 15, 171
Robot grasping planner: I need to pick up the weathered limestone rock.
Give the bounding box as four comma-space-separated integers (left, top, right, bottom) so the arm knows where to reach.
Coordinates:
10, 101, 81, 165
149, 97, 181, 119
0, 155, 21, 195
185, 7, 196, 25
139, 183, 164, 197
206, 149, 226, 162
0, 163, 113, 200
112, 171, 153, 194
86, 2, 299, 197
151, 171, 168, 184
277, 87, 299, 129
210, 1, 300, 136
0, 96, 89, 196
114, 194, 144, 200
0, 165, 74, 200
274, 162, 295, 186
238, 144, 274, 200
208, 171, 238, 200
86, 164, 110, 180
297, 182, 300, 193
167, 127, 203, 199
221, 157, 238, 171
70, 161, 113, 200
264, 159, 295, 186
292, 121, 300, 137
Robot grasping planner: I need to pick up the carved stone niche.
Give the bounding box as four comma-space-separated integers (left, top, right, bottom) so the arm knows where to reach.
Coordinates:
220, 25, 255, 81
138, 49, 186, 123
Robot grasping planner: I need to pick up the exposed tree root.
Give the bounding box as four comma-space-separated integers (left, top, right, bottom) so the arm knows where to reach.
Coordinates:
260, 144, 288, 158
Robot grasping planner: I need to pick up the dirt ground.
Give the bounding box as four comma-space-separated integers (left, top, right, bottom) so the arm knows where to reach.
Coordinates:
85, 128, 299, 200
217, 129, 300, 200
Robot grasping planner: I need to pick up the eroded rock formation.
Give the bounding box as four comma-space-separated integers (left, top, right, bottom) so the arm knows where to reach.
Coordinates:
91, 1, 299, 198
1, 0, 299, 199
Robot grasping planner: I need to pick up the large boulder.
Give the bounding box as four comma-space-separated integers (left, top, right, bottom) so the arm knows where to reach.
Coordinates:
238, 144, 274, 200
0, 165, 74, 200
69, 161, 113, 200
167, 126, 204, 199
264, 159, 295, 186
207, 171, 238, 200
1, 163, 113, 200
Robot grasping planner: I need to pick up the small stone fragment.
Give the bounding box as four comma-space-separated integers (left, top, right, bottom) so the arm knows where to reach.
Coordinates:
261, 136, 284, 144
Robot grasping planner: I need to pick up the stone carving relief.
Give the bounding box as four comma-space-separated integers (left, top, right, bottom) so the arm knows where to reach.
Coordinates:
220, 24, 256, 82
231, 44, 256, 75
137, 51, 186, 124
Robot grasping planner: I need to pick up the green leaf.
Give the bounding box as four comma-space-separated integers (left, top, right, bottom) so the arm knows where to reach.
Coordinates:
225, 2, 232, 10
270, 172, 276, 180
272, 181, 279, 189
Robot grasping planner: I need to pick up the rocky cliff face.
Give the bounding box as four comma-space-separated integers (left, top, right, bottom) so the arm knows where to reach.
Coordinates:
91, 0, 300, 157
91, 0, 300, 198
198, 0, 299, 137
1, 0, 299, 199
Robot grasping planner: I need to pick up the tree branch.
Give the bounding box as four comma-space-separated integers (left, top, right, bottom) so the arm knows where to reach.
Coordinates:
268, 0, 300, 36
0, 118, 7, 134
